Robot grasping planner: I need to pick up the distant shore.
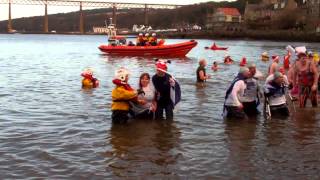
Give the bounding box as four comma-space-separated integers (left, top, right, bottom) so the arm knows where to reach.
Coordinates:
163, 30, 320, 42
1, 30, 320, 42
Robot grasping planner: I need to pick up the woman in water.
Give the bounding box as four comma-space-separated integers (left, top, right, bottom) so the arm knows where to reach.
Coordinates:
130, 73, 157, 119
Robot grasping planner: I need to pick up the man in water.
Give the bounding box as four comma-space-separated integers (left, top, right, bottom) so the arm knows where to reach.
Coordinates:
223, 67, 251, 119
240, 63, 261, 116
264, 72, 289, 117
152, 59, 176, 120
196, 59, 211, 83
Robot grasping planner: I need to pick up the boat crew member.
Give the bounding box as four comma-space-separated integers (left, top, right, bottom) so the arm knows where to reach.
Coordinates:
136, 33, 144, 46
81, 68, 99, 88
149, 33, 158, 46
143, 33, 150, 46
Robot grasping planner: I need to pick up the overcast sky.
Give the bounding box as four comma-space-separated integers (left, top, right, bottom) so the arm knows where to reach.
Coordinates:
0, 0, 230, 21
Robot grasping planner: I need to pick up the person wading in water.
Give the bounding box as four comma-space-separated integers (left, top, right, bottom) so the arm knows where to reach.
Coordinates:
292, 48, 319, 108
196, 59, 211, 85
223, 67, 251, 119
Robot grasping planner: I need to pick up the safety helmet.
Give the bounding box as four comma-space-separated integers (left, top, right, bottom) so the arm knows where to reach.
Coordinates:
138, 33, 143, 36
152, 33, 156, 37
115, 67, 129, 82
145, 33, 149, 36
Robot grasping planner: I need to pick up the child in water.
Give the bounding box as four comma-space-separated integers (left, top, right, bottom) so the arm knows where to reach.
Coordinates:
211, 61, 218, 71
81, 68, 99, 88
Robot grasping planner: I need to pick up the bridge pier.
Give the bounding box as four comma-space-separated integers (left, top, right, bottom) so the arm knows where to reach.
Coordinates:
8, 0, 12, 33
144, 4, 148, 26
79, 1, 84, 34
44, 1, 48, 33
112, 3, 117, 26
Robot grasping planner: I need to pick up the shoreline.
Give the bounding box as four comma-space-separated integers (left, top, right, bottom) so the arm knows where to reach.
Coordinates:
1, 30, 320, 43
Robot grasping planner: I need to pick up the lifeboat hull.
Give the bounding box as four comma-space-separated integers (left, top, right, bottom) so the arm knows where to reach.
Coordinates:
98, 40, 197, 57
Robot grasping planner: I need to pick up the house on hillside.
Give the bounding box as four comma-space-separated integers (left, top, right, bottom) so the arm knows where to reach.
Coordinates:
206, 8, 242, 30
244, 0, 297, 23
245, 0, 320, 31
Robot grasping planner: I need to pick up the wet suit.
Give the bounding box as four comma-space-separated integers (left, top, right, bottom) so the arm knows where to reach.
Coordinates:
152, 73, 174, 120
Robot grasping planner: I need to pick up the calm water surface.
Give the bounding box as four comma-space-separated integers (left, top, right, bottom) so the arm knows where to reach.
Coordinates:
0, 34, 320, 179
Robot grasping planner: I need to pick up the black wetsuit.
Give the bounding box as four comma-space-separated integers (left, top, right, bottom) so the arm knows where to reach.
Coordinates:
196, 66, 206, 83
152, 73, 174, 120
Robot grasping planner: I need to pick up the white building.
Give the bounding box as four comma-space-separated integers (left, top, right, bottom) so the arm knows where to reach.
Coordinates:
93, 27, 108, 34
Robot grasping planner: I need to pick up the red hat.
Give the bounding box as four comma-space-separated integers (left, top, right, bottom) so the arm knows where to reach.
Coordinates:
240, 57, 247, 66
81, 68, 93, 79
155, 59, 169, 73
272, 55, 279, 61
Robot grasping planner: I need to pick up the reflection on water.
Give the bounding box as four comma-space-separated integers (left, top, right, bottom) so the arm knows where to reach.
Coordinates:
0, 34, 319, 178
106, 120, 181, 178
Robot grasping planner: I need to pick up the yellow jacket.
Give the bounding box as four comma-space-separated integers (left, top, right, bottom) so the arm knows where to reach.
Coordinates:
111, 86, 137, 111
82, 78, 93, 88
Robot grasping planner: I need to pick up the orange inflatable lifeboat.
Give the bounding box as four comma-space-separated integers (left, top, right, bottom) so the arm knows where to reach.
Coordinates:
98, 40, 197, 57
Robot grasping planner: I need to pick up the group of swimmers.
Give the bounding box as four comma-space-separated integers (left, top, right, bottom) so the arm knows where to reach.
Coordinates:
196, 45, 319, 119
82, 45, 319, 122
81, 59, 178, 124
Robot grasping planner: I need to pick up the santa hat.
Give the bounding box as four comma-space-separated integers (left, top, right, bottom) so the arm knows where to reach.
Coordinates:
155, 59, 171, 73
272, 55, 279, 61
115, 67, 129, 82
295, 46, 307, 56
81, 68, 93, 78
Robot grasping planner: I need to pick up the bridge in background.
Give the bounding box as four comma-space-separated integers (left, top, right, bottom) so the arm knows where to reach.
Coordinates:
0, 0, 183, 33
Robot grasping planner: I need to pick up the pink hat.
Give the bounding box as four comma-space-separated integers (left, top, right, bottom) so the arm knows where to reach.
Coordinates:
81, 68, 93, 78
